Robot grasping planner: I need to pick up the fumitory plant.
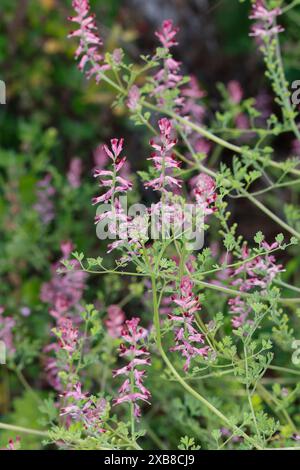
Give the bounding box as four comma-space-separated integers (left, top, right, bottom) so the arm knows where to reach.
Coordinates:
1, 0, 300, 451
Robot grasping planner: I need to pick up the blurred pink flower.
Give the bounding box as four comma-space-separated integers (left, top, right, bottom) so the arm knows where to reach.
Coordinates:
189, 173, 217, 216
67, 157, 82, 188
40, 241, 87, 319
127, 85, 140, 111
228, 80, 243, 104
34, 174, 56, 225
0, 307, 16, 356
105, 304, 125, 338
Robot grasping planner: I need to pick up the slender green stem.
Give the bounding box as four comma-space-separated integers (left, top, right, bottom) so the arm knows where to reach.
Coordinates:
240, 189, 300, 240
282, 0, 300, 14
0, 422, 47, 437
244, 345, 263, 445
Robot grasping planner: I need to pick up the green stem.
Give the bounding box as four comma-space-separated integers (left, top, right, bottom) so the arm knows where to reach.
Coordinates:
282, 0, 300, 13
0, 422, 47, 437
240, 189, 300, 240
244, 345, 263, 445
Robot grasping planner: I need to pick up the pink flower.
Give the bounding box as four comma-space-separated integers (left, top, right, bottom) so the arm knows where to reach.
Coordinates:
145, 118, 181, 193
34, 174, 56, 225
43, 316, 80, 391
93, 143, 109, 169
152, 20, 184, 109
61, 240, 74, 259
60, 382, 106, 433
249, 1, 284, 38
112, 48, 123, 65
56, 316, 79, 353
1, 437, 21, 451
189, 173, 217, 216
43, 343, 63, 392
153, 58, 183, 100
155, 19, 179, 49
169, 277, 210, 371
105, 304, 125, 338
250, 1, 282, 24
20, 306, 31, 317
68, 0, 110, 81
40, 242, 87, 319
92, 139, 132, 207
235, 113, 250, 130
181, 76, 206, 122
229, 242, 283, 328
172, 276, 201, 315
0, 307, 16, 356
61, 382, 88, 401
292, 139, 300, 156
113, 318, 151, 419
92, 139, 136, 253
127, 85, 140, 111
194, 139, 211, 156
228, 80, 243, 104
67, 157, 82, 188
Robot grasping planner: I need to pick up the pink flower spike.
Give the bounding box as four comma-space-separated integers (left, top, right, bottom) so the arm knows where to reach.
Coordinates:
249, 1, 284, 38
155, 19, 179, 49
113, 317, 151, 419
68, 0, 109, 82
67, 157, 82, 188
92, 138, 132, 211
145, 118, 181, 193
111, 138, 124, 158
169, 277, 210, 371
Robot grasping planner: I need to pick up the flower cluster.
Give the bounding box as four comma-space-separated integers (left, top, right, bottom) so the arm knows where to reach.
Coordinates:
56, 316, 79, 354
145, 118, 181, 192
43, 316, 80, 392
189, 172, 217, 216
127, 85, 140, 111
249, 0, 284, 38
155, 19, 179, 49
93, 138, 134, 253
93, 139, 132, 206
169, 277, 210, 371
1, 437, 21, 451
152, 20, 183, 109
113, 318, 151, 419
60, 382, 106, 434
229, 242, 283, 328
181, 76, 206, 123
68, 0, 109, 81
